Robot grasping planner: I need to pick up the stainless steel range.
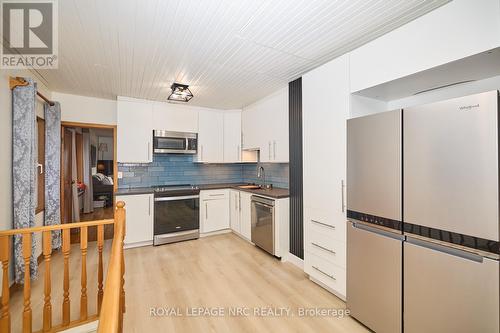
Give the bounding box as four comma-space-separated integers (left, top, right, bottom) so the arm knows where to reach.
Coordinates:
153, 185, 200, 246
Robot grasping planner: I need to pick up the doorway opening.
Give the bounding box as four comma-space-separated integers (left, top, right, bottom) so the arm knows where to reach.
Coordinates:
61, 122, 117, 243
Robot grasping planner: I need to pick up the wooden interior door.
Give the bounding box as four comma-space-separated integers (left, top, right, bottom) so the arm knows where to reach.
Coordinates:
62, 128, 73, 224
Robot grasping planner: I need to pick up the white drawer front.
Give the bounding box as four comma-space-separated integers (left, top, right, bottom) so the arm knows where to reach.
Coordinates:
305, 251, 346, 296
306, 227, 346, 268
200, 189, 229, 200
305, 208, 346, 242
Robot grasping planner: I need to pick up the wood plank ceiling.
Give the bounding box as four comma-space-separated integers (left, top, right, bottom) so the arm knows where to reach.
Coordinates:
36, 0, 449, 109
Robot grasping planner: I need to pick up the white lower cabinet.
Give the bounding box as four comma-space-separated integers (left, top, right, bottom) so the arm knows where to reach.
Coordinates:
116, 194, 153, 248
200, 190, 230, 233
239, 191, 252, 240
229, 190, 241, 233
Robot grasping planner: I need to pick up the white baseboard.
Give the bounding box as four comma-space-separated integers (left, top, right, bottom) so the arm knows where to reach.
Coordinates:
199, 229, 232, 237
283, 252, 304, 269
309, 276, 346, 302
124, 240, 153, 249
230, 230, 253, 243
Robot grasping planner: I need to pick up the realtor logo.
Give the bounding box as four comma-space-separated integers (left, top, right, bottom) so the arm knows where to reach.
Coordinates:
1, 0, 58, 68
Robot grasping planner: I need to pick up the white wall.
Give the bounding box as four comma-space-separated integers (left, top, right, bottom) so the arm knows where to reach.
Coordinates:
349, 0, 500, 92
53, 92, 117, 125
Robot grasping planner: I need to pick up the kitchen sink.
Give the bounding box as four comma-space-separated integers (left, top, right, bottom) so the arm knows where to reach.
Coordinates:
238, 184, 262, 189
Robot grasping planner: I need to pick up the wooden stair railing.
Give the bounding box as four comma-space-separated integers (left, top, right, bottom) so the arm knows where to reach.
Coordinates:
0, 201, 126, 333
97, 201, 126, 333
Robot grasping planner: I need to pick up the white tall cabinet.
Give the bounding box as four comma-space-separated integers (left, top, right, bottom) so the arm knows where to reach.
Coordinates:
302, 54, 350, 299
117, 97, 153, 163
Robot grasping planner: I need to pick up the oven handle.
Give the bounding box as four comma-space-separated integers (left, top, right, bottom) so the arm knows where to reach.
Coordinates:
154, 195, 199, 202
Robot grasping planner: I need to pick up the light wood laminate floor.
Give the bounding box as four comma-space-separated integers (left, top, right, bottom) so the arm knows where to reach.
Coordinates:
10, 233, 369, 332
123, 233, 368, 333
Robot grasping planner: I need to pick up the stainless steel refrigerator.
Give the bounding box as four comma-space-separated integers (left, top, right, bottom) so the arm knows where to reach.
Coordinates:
403, 90, 499, 333
346, 91, 500, 333
346, 109, 403, 333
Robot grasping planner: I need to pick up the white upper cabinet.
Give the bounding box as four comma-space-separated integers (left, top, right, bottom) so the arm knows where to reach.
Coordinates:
241, 103, 261, 150
152, 102, 199, 133
349, 0, 500, 93
117, 97, 153, 163
242, 87, 289, 163
197, 109, 224, 163
223, 111, 242, 163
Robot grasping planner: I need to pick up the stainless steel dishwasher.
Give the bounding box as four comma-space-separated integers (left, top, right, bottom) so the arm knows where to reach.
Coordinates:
251, 195, 275, 255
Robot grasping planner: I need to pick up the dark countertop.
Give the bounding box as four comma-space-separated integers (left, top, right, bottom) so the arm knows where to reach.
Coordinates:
116, 183, 289, 199
238, 186, 289, 199
115, 187, 154, 196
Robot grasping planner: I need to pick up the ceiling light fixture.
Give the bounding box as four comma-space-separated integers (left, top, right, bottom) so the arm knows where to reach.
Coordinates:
168, 83, 193, 102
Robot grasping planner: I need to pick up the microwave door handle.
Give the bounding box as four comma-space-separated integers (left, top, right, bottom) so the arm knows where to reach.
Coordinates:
185, 138, 189, 150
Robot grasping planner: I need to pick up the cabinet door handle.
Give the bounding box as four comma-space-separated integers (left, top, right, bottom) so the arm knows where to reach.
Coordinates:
239, 194, 241, 212
273, 140, 276, 160
312, 266, 336, 280
205, 202, 208, 219
201, 145, 204, 161
341, 180, 345, 213
147, 142, 151, 160
268, 141, 271, 160
311, 242, 336, 254
148, 196, 151, 216
311, 219, 335, 229
237, 145, 240, 161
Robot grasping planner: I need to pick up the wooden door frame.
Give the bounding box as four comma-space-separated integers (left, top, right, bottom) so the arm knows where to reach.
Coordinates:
60, 121, 118, 223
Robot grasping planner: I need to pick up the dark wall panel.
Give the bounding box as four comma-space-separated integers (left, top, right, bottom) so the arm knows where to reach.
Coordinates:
289, 78, 303, 259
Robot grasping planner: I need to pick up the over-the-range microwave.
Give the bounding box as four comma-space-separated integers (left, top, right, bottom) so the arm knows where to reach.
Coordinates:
153, 130, 198, 154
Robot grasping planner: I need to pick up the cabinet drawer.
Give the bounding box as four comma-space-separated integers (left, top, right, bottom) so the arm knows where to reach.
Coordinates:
306, 228, 346, 268
305, 251, 346, 296
200, 189, 229, 200
305, 208, 346, 242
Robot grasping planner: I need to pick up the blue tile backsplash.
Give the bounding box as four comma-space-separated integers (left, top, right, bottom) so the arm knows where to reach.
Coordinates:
118, 155, 289, 189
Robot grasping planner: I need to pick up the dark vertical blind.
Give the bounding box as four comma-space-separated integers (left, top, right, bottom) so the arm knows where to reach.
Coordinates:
289, 78, 303, 259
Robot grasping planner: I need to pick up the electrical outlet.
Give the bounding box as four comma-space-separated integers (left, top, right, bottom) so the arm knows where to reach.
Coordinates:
117, 171, 123, 179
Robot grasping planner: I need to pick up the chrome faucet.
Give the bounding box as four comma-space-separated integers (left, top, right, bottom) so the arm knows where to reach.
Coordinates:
257, 165, 266, 188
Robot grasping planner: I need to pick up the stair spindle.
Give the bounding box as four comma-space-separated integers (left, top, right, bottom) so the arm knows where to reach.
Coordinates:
42, 231, 52, 332
97, 225, 104, 312
0, 236, 10, 333
62, 229, 70, 326
80, 226, 88, 320
22, 233, 32, 333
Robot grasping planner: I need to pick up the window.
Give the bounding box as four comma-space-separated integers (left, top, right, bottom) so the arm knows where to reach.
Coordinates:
36, 117, 45, 213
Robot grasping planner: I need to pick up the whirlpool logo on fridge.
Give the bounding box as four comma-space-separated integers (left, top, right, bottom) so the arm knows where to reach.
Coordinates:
1, 0, 58, 68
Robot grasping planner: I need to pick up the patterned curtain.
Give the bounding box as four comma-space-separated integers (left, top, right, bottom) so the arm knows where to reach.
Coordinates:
44, 102, 62, 249
12, 78, 38, 283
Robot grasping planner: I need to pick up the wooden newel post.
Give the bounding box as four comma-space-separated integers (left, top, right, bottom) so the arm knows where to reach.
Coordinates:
115, 201, 126, 333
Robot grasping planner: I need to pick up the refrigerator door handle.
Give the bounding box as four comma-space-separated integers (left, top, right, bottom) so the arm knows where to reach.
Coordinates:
351, 221, 404, 241
406, 236, 483, 263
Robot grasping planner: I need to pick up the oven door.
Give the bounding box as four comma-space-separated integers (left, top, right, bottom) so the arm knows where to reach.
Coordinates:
154, 195, 200, 244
